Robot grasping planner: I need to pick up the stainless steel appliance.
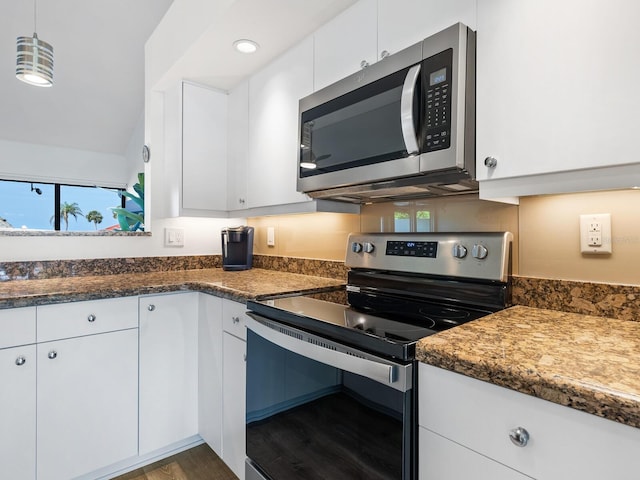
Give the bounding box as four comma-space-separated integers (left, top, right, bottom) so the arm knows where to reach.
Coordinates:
221, 226, 254, 271
245, 232, 512, 480
297, 23, 476, 203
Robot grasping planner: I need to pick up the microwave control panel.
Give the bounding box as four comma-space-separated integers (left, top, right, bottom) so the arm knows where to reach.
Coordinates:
423, 48, 453, 152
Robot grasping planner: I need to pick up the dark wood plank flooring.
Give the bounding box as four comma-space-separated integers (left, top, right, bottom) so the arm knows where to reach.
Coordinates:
113, 444, 238, 480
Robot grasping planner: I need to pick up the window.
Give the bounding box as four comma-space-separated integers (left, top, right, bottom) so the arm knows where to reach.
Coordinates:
0, 180, 125, 231
393, 207, 432, 232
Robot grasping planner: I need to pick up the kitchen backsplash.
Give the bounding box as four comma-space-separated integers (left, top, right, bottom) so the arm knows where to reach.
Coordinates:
249, 189, 640, 285
0, 255, 222, 281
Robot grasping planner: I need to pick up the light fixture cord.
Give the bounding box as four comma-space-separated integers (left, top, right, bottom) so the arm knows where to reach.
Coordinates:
33, 0, 37, 33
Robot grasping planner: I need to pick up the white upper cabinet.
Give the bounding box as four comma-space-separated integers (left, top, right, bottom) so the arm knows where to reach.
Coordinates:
476, 0, 640, 199
247, 36, 314, 209
377, 0, 477, 57
313, 0, 378, 91
314, 0, 477, 91
227, 80, 249, 211
163, 81, 229, 217
182, 82, 228, 213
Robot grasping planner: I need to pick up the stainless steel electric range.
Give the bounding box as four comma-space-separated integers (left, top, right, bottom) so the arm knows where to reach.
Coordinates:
245, 232, 512, 480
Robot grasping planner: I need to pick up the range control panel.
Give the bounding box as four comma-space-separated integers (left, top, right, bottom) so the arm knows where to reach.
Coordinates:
346, 232, 512, 282
386, 240, 438, 258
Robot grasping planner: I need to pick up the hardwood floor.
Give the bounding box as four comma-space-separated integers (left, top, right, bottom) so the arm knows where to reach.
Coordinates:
113, 444, 238, 480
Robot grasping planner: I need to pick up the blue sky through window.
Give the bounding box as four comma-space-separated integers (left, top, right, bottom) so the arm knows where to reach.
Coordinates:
0, 180, 123, 231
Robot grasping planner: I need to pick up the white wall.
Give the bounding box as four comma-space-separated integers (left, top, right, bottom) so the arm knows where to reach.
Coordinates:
0, 216, 245, 261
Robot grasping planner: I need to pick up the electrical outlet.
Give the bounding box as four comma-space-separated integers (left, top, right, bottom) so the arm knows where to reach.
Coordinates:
164, 227, 185, 247
579, 214, 611, 254
267, 227, 275, 247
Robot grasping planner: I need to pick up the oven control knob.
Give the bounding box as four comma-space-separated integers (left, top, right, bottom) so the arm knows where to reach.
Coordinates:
351, 242, 363, 253
472, 244, 489, 260
452, 243, 467, 259
363, 242, 375, 254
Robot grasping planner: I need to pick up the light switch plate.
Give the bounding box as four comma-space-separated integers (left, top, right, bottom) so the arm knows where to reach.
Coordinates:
579, 214, 611, 254
164, 227, 185, 247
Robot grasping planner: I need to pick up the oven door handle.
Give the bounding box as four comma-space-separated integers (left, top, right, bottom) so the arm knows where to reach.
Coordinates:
246, 314, 411, 392
400, 63, 421, 156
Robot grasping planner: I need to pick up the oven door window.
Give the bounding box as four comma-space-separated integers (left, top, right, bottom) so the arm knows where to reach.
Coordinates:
300, 66, 420, 177
246, 329, 410, 480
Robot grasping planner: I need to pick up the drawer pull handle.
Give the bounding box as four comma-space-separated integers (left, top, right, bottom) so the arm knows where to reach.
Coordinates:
232, 316, 240, 324
87, 314, 96, 322
15, 356, 26, 366
484, 156, 498, 168
509, 427, 530, 447
48, 350, 58, 360
148, 304, 156, 312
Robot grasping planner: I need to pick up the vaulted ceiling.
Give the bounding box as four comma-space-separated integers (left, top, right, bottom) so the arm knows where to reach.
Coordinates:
1, 0, 174, 155
1, 0, 356, 157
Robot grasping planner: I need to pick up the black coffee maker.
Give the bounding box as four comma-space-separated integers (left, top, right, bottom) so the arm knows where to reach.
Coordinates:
221, 226, 254, 271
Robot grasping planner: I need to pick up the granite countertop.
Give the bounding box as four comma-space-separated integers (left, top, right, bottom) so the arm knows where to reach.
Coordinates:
0, 268, 345, 309
416, 305, 640, 429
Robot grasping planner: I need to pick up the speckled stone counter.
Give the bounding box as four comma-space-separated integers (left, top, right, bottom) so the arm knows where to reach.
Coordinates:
416, 305, 640, 429
0, 268, 344, 309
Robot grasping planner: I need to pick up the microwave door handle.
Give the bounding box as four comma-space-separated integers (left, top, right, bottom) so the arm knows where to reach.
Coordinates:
400, 64, 421, 156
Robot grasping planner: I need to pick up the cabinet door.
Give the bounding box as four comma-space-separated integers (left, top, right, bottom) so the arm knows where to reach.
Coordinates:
378, 0, 476, 58
313, 0, 377, 91
420, 427, 532, 480
139, 292, 199, 455
247, 36, 314, 209
420, 363, 640, 479
0, 306, 36, 349
182, 82, 228, 212
0, 345, 36, 480
198, 294, 223, 455
37, 329, 138, 480
222, 331, 246, 480
476, 0, 640, 193
227, 79, 249, 210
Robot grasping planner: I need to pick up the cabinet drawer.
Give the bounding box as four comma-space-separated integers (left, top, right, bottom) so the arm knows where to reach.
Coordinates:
222, 299, 248, 340
0, 307, 36, 349
37, 297, 138, 342
419, 363, 640, 479
419, 427, 530, 480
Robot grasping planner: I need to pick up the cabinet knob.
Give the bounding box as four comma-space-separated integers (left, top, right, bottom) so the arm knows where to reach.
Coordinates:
484, 156, 498, 168
360, 60, 370, 69
148, 304, 156, 312
48, 350, 58, 360
509, 427, 530, 447
87, 314, 96, 322
15, 356, 26, 366
232, 316, 240, 324
380, 50, 390, 60
239, 198, 246, 205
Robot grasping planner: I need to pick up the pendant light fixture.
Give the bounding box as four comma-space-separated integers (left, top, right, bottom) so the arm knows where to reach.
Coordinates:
16, 0, 54, 87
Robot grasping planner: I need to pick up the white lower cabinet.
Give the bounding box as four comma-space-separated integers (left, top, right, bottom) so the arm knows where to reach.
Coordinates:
139, 292, 199, 455
419, 363, 640, 479
0, 344, 36, 480
222, 331, 246, 480
37, 329, 138, 480
221, 298, 248, 480
420, 427, 531, 479
198, 294, 224, 454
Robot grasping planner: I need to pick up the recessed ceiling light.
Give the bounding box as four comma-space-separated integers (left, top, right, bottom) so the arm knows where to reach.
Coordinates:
233, 39, 259, 54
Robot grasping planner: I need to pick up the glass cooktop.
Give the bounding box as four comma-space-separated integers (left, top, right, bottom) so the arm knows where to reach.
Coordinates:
247, 295, 492, 361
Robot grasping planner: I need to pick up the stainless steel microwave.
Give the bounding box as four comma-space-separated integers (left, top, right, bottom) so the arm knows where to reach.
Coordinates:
297, 23, 476, 203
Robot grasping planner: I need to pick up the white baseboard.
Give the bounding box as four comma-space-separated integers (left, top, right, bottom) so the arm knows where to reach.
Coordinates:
74, 435, 204, 480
